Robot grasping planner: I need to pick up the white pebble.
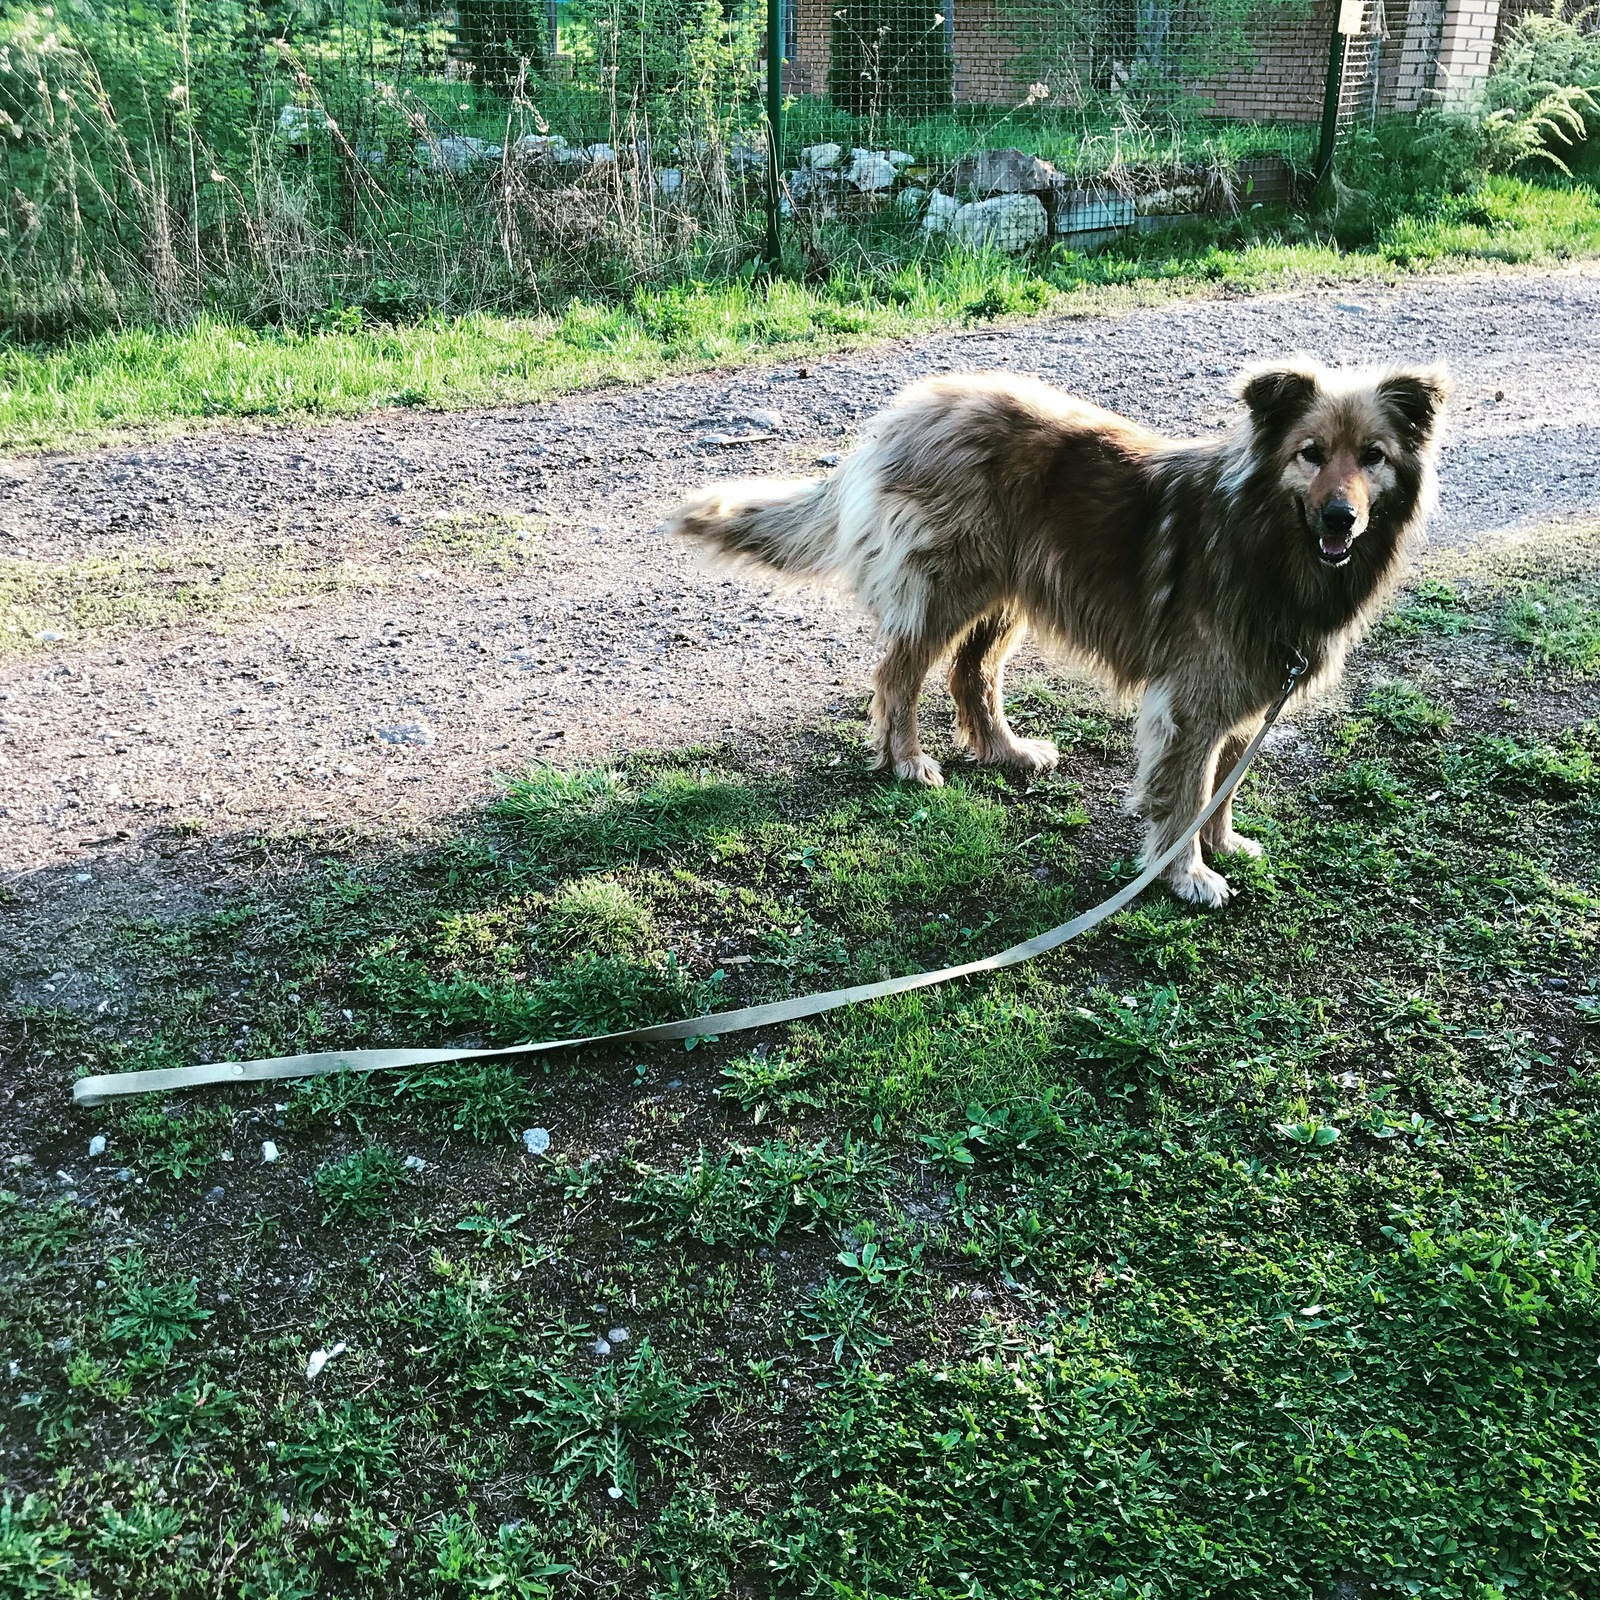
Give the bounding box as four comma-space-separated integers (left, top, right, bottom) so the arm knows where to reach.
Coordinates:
606, 1485, 623, 1500
521, 1127, 551, 1156
88, 1135, 106, 1158
404, 1154, 427, 1171
608, 1326, 631, 1344
262, 1141, 280, 1164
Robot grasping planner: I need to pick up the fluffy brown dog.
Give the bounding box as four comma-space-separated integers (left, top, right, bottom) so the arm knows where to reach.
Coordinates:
669, 359, 1449, 905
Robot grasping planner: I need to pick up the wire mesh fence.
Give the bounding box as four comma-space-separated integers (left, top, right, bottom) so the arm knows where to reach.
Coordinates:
0, 0, 1495, 331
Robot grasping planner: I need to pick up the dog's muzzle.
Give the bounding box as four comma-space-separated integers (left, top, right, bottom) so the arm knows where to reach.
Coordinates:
1315, 500, 1359, 568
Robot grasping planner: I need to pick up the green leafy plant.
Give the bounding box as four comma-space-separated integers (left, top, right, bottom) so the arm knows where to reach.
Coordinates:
799, 1276, 892, 1364
433, 1509, 570, 1598
1387, 578, 1472, 636
1503, 583, 1600, 674
1363, 678, 1455, 736
277, 1401, 400, 1503
516, 1341, 706, 1505
1484, 3, 1600, 169
0, 1495, 82, 1599
141, 1377, 244, 1451
312, 1148, 407, 1223
631, 1139, 887, 1244
104, 1254, 212, 1367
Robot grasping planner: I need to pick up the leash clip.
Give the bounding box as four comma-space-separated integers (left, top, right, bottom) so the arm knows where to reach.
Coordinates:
1283, 647, 1309, 692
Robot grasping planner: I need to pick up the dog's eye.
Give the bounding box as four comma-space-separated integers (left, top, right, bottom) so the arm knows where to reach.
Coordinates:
1296, 443, 1325, 466
1360, 445, 1387, 468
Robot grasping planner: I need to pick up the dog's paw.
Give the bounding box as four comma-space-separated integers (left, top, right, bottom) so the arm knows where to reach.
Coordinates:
1167, 861, 1232, 908
894, 752, 945, 787
1212, 831, 1264, 860
1002, 736, 1060, 773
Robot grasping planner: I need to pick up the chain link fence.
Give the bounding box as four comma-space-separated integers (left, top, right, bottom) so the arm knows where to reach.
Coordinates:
0, 0, 1506, 329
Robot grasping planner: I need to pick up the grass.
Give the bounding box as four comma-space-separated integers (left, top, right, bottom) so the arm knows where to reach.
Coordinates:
2, 530, 1599, 1596
2, 172, 1598, 450
0, 511, 536, 655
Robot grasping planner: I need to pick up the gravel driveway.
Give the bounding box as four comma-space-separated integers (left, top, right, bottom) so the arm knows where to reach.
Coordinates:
4, 263, 1600, 984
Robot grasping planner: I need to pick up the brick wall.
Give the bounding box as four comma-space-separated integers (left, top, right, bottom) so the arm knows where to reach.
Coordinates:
1200, 0, 1338, 122
783, 0, 1511, 120
951, 0, 1022, 105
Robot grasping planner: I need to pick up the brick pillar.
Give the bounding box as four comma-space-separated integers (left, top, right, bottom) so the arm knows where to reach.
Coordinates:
1433, 0, 1501, 105
1392, 0, 1445, 111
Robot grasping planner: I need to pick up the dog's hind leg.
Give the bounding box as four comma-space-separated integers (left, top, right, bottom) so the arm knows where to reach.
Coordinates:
871, 628, 951, 786
949, 605, 1059, 774
1131, 683, 1235, 908
1200, 729, 1264, 861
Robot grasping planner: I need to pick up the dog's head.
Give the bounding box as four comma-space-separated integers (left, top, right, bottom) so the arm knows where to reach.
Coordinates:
1236, 359, 1451, 570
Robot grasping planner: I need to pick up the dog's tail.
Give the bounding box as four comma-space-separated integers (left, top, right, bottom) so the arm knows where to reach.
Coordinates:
667, 476, 840, 580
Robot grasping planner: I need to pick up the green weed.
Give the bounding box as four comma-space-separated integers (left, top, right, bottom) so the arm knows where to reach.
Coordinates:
630, 1139, 888, 1245
0, 1495, 83, 1600
1387, 577, 1473, 635
1363, 677, 1455, 735
516, 1342, 706, 1505
1504, 582, 1600, 674
312, 1148, 407, 1223
542, 877, 657, 955
277, 1401, 401, 1503
104, 1254, 212, 1369
432, 1512, 570, 1598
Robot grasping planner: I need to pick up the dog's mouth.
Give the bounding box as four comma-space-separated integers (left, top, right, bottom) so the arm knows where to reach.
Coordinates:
1300, 501, 1357, 569
1316, 532, 1353, 568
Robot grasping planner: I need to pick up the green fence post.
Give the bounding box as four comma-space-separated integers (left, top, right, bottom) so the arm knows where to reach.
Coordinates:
1315, 0, 1359, 185
765, 0, 783, 265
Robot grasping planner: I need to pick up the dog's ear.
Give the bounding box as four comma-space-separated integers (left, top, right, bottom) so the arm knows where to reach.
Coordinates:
1378, 364, 1451, 447
1236, 361, 1321, 430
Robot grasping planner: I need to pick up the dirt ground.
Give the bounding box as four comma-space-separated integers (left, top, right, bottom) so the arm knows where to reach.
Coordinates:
4, 264, 1600, 1006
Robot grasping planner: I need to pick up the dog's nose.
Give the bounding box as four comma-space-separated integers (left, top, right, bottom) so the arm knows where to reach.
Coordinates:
1321, 501, 1357, 535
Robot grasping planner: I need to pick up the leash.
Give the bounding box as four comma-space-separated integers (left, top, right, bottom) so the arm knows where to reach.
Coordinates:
72, 655, 1308, 1109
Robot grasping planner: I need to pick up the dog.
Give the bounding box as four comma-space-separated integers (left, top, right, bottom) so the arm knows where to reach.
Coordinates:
668, 358, 1449, 906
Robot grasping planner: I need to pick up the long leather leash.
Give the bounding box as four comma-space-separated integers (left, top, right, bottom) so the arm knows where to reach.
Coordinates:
72, 655, 1308, 1108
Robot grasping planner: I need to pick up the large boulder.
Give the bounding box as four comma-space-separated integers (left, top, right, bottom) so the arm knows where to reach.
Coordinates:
950, 192, 1047, 252
787, 167, 841, 205
416, 134, 501, 175
920, 190, 960, 234
276, 104, 332, 148
801, 142, 843, 170
952, 147, 1058, 198
845, 148, 898, 191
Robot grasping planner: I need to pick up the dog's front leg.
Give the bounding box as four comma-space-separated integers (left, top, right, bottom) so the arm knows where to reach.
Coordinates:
1132, 684, 1235, 908
1200, 729, 1265, 863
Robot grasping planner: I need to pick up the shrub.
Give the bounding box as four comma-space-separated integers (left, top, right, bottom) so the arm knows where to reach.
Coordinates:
454, 0, 544, 89
1486, 2, 1600, 167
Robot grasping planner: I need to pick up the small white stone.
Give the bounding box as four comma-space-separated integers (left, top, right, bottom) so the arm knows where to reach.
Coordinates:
606, 1485, 624, 1499
261, 1140, 280, 1164
522, 1127, 551, 1156
608, 1326, 631, 1344
593, 1337, 611, 1357
404, 1154, 427, 1172
88, 1135, 106, 1158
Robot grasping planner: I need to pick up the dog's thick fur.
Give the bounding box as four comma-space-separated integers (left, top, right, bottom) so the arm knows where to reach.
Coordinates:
669, 359, 1449, 905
